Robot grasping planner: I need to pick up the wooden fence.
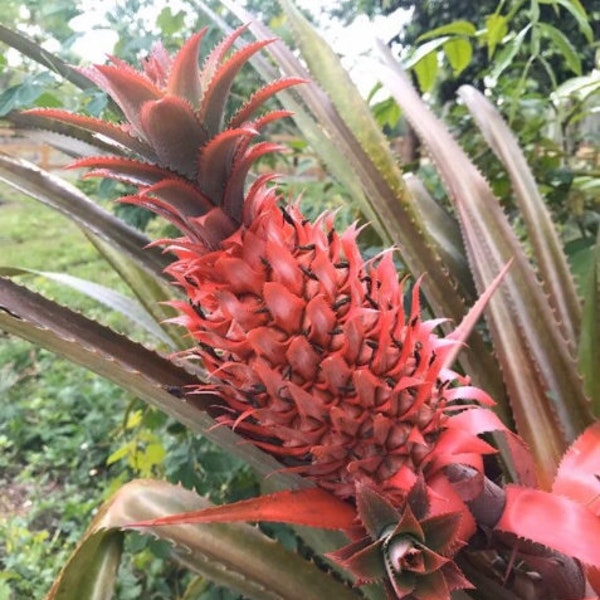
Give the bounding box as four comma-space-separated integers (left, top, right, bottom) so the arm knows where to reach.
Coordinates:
0, 129, 70, 171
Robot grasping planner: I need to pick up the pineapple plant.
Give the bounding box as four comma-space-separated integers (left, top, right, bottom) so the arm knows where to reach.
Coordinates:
0, 4, 598, 598
23, 24, 506, 598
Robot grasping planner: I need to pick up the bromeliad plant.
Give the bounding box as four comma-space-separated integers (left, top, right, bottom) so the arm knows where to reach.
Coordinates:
0, 0, 599, 598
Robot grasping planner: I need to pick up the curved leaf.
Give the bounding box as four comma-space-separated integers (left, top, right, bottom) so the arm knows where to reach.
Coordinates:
496, 484, 600, 568
47, 479, 361, 600
458, 85, 582, 348
129, 487, 357, 530
578, 231, 600, 411
0, 266, 174, 347
84, 233, 188, 350
443, 37, 473, 76
0, 25, 94, 92
553, 422, 600, 511
417, 20, 477, 41
376, 46, 592, 488
0, 153, 169, 280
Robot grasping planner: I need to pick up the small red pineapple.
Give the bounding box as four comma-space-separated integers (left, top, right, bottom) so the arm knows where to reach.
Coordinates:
30, 28, 503, 597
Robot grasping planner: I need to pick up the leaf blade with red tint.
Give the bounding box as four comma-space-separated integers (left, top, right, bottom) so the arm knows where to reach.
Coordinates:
128, 488, 357, 531
496, 485, 600, 567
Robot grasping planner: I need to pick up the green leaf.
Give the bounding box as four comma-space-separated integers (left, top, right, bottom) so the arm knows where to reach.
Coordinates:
417, 20, 477, 41
485, 14, 509, 59
413, 50, 438, 92
0, 73, 53, 115
554, 72, 600, 102
578, 230, 600, 411
156, 7, 185, 36
539, 0, 593, 42
45, 528, 124, 600
488, 26, 530, 81
370, 96, 402, 130
83, 234, 188, 350
537, 22, 582, 75
443, 37, 473, 76
34, 91, 63, 108
404, 174, 474, 299
106, 442, 135, 466
0, 267, 175, 347
403, 36, 448, 70
46, 480, 361, 600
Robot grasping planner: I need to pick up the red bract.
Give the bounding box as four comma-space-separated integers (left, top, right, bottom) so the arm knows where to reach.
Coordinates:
495, 423, 600, 595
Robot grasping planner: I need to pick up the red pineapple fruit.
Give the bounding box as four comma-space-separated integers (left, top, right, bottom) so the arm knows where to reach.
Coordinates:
27, 29, 504, 597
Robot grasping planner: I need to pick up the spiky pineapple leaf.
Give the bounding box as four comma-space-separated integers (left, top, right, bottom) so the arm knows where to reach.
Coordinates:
6, 110, 116, 158
404, 174, 474, 301
0, 24, 95, 92
0, 153, 168, 279
129, 487, 357, 530
496, 484, 600, 568
0, 266, 174, 347
553, 422, 600, 507
458, 85, 581, 348
375, 45, 592, 488
578, 230, 600, 410
195, 0, 391, 243
47, 479, 361, 600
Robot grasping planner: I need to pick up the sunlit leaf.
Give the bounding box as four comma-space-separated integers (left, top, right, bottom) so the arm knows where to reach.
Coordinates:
413, 49, 439, 93
488, 25, 530, 82
443, 37, 473, 76
539, 0, 593, 42
402, 36, 448, 71
485, 14, 508, 59
553, 422, 600, 510
458, 85, 582, 348
496, 484, 600, 568
156, 7, 185, 36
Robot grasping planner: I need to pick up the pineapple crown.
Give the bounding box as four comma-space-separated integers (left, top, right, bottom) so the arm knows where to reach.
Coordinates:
25, 25, 304, 248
